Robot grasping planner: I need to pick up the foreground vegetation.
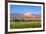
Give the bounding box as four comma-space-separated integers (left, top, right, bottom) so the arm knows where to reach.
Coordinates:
10, 20, 41, 29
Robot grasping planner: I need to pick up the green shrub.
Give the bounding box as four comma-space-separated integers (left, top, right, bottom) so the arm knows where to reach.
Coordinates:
10, 20, 41, 29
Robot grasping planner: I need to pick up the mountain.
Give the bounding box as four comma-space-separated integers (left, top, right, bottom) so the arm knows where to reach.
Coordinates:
10, 13, 41, 20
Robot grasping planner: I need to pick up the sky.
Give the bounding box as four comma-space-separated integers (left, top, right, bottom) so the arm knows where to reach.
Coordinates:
10, 5, 41, 15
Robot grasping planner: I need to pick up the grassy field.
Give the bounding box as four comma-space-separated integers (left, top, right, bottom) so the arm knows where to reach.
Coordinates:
10, 20, 41, 29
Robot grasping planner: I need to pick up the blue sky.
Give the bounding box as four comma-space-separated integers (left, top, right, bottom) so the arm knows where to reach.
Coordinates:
10, 5, 41, 14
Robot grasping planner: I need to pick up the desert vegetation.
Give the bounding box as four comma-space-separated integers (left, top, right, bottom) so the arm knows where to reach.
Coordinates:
10, 19, 41, 29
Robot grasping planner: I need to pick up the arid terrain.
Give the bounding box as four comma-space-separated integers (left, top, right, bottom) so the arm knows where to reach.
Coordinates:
10, 12, 41, 21
10, 13, 41, 29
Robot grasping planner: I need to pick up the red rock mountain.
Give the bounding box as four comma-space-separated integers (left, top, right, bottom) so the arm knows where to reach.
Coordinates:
10, 13, 41, 20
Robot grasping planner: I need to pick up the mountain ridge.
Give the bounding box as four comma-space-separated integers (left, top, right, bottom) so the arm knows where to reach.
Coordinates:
10, 13, 41, 20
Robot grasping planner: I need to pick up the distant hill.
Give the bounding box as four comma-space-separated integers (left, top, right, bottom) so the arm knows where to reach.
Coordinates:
10, 13, 41, 20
